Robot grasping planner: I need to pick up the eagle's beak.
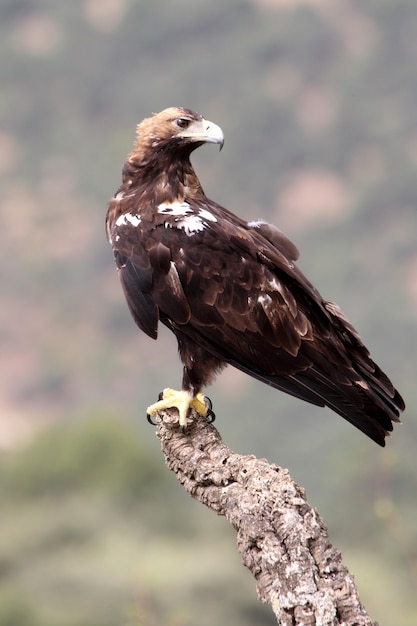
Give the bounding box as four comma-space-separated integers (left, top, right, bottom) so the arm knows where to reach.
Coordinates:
179, 118, 225, 151
202, 119, 225, 151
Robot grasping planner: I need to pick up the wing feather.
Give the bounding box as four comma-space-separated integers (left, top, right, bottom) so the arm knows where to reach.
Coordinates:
249, 220, 300, 261
119, 259, 159, 339
153, 261, 191, 324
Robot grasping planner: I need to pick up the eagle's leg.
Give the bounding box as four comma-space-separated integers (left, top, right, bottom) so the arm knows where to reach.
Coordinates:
146, 342, 223, 428
146, 388, 213, 427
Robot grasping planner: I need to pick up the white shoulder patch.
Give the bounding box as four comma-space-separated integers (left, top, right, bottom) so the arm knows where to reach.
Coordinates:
158, 200, 191, 216
176, 215, 205, 235
158, 201, 217, 236
198, 208, 217, 222
115, 213, 141, 227
248, 219, 267, 228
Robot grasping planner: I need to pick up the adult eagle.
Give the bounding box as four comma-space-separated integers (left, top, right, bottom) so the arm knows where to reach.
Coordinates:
106, 107, 405, 446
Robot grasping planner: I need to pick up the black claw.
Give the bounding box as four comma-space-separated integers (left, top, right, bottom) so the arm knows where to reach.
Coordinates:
158, 390, 164, 401
146, 413, 157, 426
204, 395, 213, 411
204, 396, 216, 423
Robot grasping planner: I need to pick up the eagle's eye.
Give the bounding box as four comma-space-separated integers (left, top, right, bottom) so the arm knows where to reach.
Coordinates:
176, 117, 191, 129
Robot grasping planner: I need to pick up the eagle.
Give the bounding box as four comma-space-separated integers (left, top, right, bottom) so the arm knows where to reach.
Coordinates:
106, 107, 405, 446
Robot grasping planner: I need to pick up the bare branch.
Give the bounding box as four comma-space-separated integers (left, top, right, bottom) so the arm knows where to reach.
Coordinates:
154, 409, 377, 626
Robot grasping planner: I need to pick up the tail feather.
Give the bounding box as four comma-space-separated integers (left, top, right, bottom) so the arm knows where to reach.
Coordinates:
283, 371, 396, 446
233, 360, 403, 446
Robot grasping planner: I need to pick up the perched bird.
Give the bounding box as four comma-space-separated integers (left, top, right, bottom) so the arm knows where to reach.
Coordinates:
106, 107, 405, 446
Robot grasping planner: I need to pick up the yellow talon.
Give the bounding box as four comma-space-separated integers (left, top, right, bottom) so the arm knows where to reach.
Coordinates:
146, 388, 211, 428
190, 393, 210, 417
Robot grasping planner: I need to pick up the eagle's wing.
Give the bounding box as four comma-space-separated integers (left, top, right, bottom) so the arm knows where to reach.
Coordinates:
172, 207, 402, 444
112, 240, 159, 340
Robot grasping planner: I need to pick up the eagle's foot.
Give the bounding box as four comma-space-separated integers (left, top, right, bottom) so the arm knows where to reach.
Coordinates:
146, 388, 215, 428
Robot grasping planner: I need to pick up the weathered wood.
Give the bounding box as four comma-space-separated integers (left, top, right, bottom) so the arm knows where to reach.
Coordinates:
154, 408, 377, 626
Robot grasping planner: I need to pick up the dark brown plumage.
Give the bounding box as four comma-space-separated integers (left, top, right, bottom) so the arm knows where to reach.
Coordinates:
106, 106, 405, 445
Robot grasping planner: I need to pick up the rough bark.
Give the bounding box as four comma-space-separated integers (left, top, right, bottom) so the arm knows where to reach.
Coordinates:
154, 408, 377, 626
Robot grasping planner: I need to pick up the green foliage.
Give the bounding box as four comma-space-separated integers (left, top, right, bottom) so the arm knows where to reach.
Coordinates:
0, 415, 276, 626
0, 416, 164, 501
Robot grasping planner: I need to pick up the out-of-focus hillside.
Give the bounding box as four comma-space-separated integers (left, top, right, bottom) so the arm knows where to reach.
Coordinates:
0, 1, 416, 625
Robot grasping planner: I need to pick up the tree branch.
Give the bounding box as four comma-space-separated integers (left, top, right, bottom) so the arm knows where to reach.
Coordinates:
154, 408, 377, 626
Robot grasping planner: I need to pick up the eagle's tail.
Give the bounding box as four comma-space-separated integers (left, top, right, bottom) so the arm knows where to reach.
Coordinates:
253, 366, 404, 447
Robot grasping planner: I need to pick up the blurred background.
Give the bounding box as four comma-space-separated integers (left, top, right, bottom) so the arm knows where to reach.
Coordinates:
1, 0, 416, 624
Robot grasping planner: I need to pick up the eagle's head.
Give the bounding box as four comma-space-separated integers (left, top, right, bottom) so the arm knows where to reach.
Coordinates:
131, 107, 224, 163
